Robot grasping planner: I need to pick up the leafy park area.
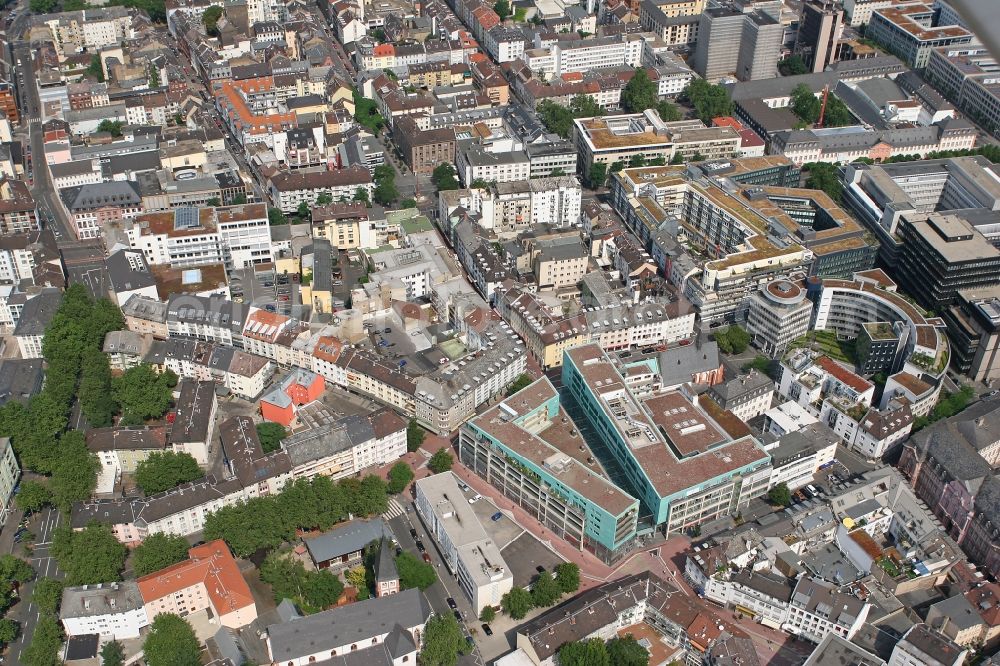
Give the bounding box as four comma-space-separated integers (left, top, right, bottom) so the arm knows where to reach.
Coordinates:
789, 330, 858, 365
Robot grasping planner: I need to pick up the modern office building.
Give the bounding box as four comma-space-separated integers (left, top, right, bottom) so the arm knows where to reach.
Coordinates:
747, 279, 814, 357
562, 344, 772, 535
866, 4, 973, 69
795, 0, 844, 72
895, 212, 1000, 313
459, 377, 641, 564
573, 112, 741, 175
941, 287, 1000, 382
694, 8, 782, 82
842, 157, 1000, 266
926, 46, 1000, 138
414, 473, 513, 612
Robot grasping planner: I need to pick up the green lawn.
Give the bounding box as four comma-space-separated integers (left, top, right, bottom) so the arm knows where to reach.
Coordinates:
790, 330, 857, 365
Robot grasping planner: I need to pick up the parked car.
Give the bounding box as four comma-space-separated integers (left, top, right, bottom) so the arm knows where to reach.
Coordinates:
491, 512, 503, 522
447, 598, 457, 609
416, 540, 426, 552
409, 528, 418, 539
395, 546, 402, 557
481, 624, 493, 636
468, 494, 482, 504
453, 610, 462, 621
422, 552, 432, 563
536, 565, 546, 574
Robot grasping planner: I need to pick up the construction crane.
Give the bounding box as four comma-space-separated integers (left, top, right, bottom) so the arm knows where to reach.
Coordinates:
817, 85, 830, 128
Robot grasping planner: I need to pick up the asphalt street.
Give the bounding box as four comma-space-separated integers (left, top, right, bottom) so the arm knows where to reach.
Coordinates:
6, 505, 65, 664
387, 497, 485, 666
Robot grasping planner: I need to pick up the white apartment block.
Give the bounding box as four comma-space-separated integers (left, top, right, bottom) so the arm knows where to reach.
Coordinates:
783, 577, 871, 643
524, 34, 647, 78
49, 159, 103, 190
0, 439, 19, 527
529, 177, 582, 227
0, 245, 38, 285
127, 204, 271, 271
60, 582, 148, 640
415, 473, 513, 613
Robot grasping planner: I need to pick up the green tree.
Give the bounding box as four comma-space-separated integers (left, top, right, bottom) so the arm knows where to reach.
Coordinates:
670, 153, 685, 165
231, 194, 248, 204
480, 605, 496, 622
143, 613, 201, 666
621, 68, 658, 113
715, 324, 750, 354
629, 154, 647, 168
420, 613, 470, 666
493, 0, 511, 19
803, 162, 843, 202
569, 94, 604, 118
656, 99, 682, 122
0, 618, 18, 644
681, 79, 733, 123
555, 562, 580, 594
260, 551, 343, 612
778, 55, 808, 76
101, 640, 126, 666
113, 365, 176, 425
30, 0, 58, 10
558, 639, 610, 666
316, 192, 334, 205
79, 346, 116, 427
132, 533, 191, 576
531, 570, 561, 607
31, 578, 64, 616
352, 90, 385, 132
387, 462, 415, 494
203, 496, 293, 557
135, 451, 202, 495
401, 197, 417, 208
51, 523, 127, 585
407, 419, 426, 452
347, 475, 389, 516
86, 54, 105, 82
550, 168, 566, 176
428, 449, 453, 474
345, 564, 369, 595
49, 431, 99, 512
21, 615, 62, 666
506, 373, 533, 396
354, 187, 371, 206
822, 95, 853, 127
432, 163, 460, 191
501, 586, 533, 619
296, 201, 311, 219
148, 63, 160, 88
537, 100, 575, 139
268, 207, 288, 225
768, 482, 791, 506
97, 119, 123, 137
206, 197, 222, 207
15, 479, 51, 513
396, 551, 437, 590
791, 84, 821, 125
373, 180, 399, 206
588, 162, 607, 189
606, 637, 649, 666
256, 422, 288, 453
202, 5, 223, 36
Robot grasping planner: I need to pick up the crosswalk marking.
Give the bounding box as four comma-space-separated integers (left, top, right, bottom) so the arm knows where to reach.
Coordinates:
383, 498, 404, 520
